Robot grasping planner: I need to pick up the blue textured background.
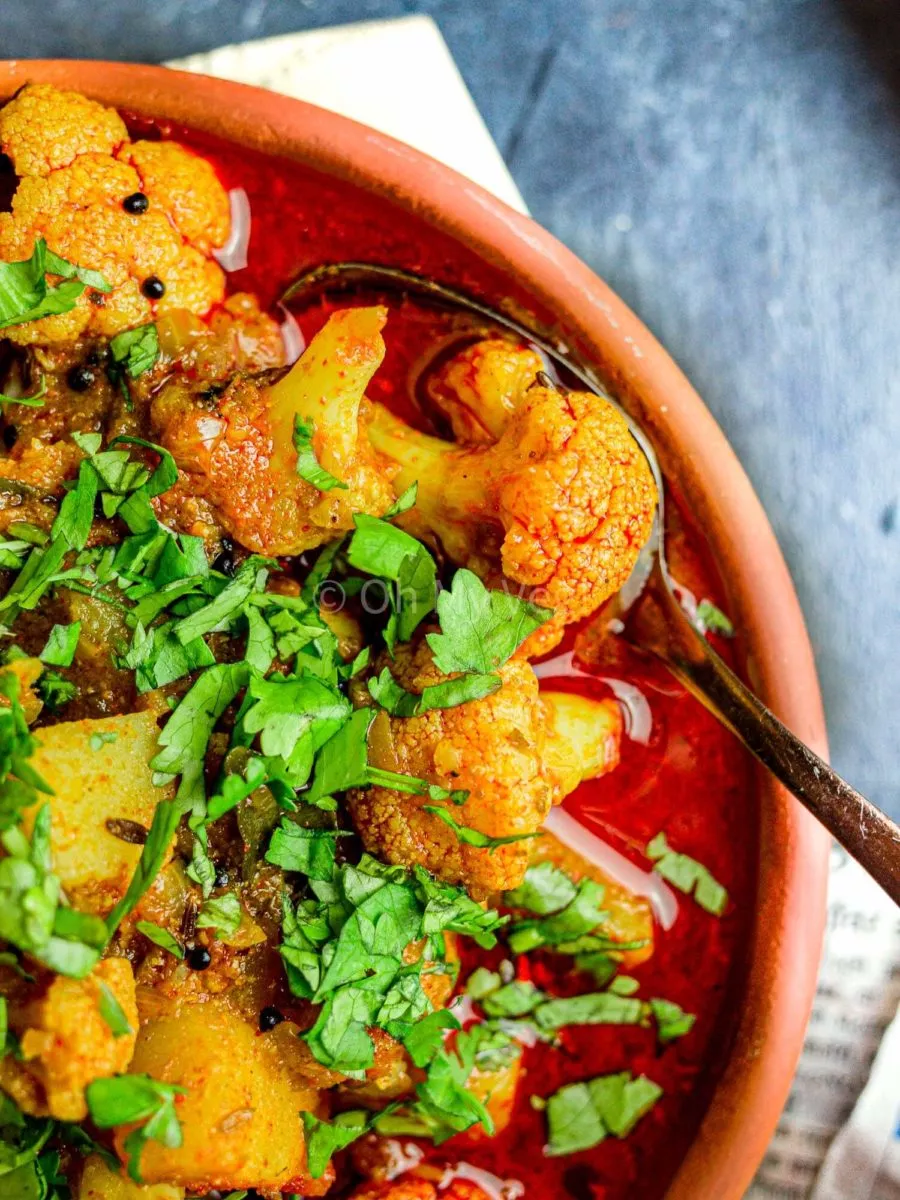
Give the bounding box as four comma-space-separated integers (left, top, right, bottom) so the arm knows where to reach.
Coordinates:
2, 1, 897, 820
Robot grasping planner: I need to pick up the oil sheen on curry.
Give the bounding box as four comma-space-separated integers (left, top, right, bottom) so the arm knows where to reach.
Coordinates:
0, 85, 754, 1200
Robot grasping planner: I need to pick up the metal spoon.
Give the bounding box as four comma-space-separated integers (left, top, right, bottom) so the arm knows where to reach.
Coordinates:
283, 261, 900, 905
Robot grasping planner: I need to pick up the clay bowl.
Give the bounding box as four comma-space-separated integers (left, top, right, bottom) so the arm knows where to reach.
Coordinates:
0, 60, 831, 1199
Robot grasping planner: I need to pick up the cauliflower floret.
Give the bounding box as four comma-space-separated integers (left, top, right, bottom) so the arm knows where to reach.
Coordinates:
151, 306, 396, 555
0, 957, 138, 1121
0, 82, 127, 175
0, 83, 228, 345
348, 638, 621, 897
117, 139, 230, 252
369, 386, 657, 655
425, 335, 545, 443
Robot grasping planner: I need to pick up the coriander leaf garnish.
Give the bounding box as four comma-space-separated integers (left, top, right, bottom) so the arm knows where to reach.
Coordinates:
171, 555, 272, 645
265, 822, 347, 882
347, 514, 437, 646
109, 323, 160, 381
97, 981, 134, 1038
649, 997, 696, 1044
423, 804, 540, 852
383, 481, 418, 518
0, 669, 53, 832
543, 1071, 662, 1155
151, 663, 249, 812
105, 800, 180, 939
196, 892, 242, 939
38, 621, 80, 668
368, 665, 501, 716
505, 860, 577, 915
646, 832, 728, 916
427, 569, 552, 674
506, 876, 609, 955
0, 238, 111, 331
302, 1109, 392, 1179
0, 807, 100, 978
293, 415, 349, 492
696, 599, 734, 637
135, 920, 184, 960
402, 1009, 460, 1068
85, 1073, 186, 1184
532, 992, 644, 1030
0, 378, 47, 409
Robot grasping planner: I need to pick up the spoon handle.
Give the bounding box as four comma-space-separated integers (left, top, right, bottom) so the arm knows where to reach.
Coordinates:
629, 577, 900, 905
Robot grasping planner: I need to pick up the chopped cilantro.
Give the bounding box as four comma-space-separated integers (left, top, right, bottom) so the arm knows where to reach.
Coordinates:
196, 892, 242, 939
0, 806, 101, 978
38, 621, 80, 667
423, 804, 540, 852
427, 568, 552, 674
505, 859, 577, 915
105, 801, 180, 939
85, 1073, 185, 1183
383, 481, 418, 518
89, 731, 118, 751
646, 833, 728, 916
0, 238, 110, 330
109, 323, 160, 381
135, 920, 184, 960
151, 663, 249, 812
368, 665, 501, 716
544, 1071, 662, 1155
649, 997, 696, 1044
0, 670, 53, 832
347, 514, 437, 646
293, 415, 349, 492
0, 378, 47, 409
696, 598, 734, 637
265, 822, 346, 881
97, 981, 134, 1038
302, 1109, 389, 1179
533, 991, 644, 1030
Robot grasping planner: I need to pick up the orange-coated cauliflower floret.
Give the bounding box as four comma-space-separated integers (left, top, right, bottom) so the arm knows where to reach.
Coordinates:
150, 307, 395, 555
0, 83, 229, 345
369, 386, 657, 655
0, 82, 127, 175
0, 957, 138, 1121
425, 334, 546, 443
349, 637, 621, 897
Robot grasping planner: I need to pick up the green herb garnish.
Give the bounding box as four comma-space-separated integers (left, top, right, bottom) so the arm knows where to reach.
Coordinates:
646, 832, 728, 916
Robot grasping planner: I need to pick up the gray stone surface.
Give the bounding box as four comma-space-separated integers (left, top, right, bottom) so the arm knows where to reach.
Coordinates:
1, 0, 897, 818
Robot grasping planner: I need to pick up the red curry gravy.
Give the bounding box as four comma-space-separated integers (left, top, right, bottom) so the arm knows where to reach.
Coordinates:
128, 115, 757, 1200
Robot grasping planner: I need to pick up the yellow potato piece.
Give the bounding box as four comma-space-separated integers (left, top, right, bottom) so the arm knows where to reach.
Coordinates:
122, 999, 317, 1191
530, 831, 655, 967
78, 1155, 183, 1199
21, 711, 174, 915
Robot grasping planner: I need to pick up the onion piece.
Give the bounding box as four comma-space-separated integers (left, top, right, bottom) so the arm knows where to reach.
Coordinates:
277, 303, 305, 365
213, 187, 251, 272
543, 806, 678, 929
440, 1162, 525, 1200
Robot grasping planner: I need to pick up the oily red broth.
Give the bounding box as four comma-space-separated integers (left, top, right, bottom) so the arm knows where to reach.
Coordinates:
132, 116, 757, 1199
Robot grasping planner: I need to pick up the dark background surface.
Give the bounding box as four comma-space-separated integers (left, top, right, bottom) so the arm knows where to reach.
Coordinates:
2, 0, 897, 819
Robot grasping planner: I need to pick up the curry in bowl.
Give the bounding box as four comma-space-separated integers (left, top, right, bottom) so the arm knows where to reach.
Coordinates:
0, 84, 752, 1199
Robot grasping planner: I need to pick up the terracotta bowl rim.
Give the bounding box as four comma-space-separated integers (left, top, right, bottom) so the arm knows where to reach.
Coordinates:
0, 60, 831, 1199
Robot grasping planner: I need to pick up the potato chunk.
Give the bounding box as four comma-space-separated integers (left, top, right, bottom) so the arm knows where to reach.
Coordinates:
122, 999, 322, 1191
0, 957, 138, 1120
530, 832, 655, 967
21, 711, 174, 915
78, 1154, 184, 1199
